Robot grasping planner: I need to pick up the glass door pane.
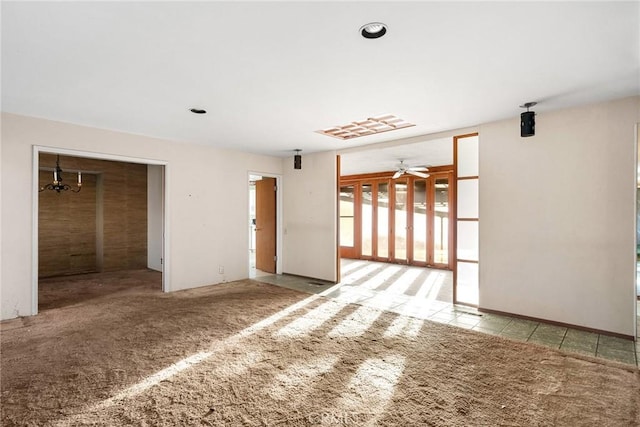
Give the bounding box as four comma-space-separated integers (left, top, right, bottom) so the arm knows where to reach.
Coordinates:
361, 184, 373, 257
412, 179, 427, 263
377, 183, 389, 258
339, 185, 355, 248
394, 181, 408, 261
455, 133, 479, 306
433, 177, 449, 265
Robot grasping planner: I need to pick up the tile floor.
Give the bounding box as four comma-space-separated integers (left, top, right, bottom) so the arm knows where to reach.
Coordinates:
255, 259, 639, 367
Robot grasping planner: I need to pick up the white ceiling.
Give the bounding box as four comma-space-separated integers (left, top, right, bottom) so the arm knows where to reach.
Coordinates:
2, 2, 639, 171
340, 136, 452, 176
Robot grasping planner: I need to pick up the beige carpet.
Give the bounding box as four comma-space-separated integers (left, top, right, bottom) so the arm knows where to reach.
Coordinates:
1, 273, 639, 426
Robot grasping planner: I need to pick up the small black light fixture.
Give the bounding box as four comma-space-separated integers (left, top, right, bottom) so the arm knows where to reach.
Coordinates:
360, 22, 387, 39
294, 149, 302, 170
190, 108, 207, 114
520, 102, 537, 137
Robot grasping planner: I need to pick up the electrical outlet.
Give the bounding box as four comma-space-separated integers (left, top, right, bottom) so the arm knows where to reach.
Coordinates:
218, 266, 224, 274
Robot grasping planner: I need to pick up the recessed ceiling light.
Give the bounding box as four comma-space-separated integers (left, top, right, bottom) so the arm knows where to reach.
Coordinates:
190, 108, 207, 114
360, 22, 387, 39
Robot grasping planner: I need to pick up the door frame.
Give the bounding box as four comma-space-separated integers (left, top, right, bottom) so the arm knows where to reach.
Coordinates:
32, 145, 170, 315
452, 132, 480, 307
248, 171, 283, 275
634, 122, 639, 339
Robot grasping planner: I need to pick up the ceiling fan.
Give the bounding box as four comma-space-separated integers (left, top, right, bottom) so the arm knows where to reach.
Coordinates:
392, 160, 430, 179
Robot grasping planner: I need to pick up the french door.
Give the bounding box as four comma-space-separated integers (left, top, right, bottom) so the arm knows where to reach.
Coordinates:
339, 184, 357, 259
339, 169, 453, 269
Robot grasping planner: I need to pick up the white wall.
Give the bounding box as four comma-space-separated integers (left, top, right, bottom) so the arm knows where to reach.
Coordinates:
0, 118, 3, 320
5, 96, 637, 336
147, 165, 163, 272
282, 151, 337, 282
1, 113, 284, 320
479, 96, 639, 336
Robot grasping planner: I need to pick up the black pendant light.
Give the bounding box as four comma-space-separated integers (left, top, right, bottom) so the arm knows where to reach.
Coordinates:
520, 102, 537, 138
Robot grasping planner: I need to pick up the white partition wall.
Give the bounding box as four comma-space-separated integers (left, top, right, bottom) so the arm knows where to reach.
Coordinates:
282, 151, 338, 282
478, 97, 638, 337
454, 134, 479, 305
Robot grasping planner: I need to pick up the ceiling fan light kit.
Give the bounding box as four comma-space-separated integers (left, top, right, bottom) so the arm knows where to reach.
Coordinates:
392, 160, 429, 179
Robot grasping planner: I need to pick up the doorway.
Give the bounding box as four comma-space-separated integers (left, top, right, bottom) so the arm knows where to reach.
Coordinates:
339, 168, 454, 269
248, 173, 281, 278
32, 147, 168, 314
338, 134, 478, 307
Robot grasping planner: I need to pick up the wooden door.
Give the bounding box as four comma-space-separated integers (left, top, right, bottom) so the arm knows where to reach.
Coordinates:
411, 178, 428, 265
255, 177, 276, 273
391, 179, 409, 263
430, 173, 453, 269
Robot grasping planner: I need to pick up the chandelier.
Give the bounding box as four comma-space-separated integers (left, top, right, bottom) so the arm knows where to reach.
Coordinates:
39, 155, 82, 193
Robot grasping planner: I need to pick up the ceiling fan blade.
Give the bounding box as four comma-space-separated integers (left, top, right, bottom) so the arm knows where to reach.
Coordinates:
392, 170, 403, 179
408, 166, 429, 171
407, 170, 429, 178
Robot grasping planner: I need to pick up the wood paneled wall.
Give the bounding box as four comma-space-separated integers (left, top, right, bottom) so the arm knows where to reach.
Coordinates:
38, 154, 148, 278
39, 170, 97, 276
101, 159, 148, 271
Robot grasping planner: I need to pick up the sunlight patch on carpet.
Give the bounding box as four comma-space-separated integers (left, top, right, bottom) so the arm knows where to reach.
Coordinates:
328, 287, 375, 304
328, 305, 382, 338
384, 315, 424, 338
275, 300, 347, 338
235, 293, 323, 338
325, 355, 406, 426
94, 350, 212, 410
71, 291, 328, 417
267, 355, 339, 401
212, 350, 263, 379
